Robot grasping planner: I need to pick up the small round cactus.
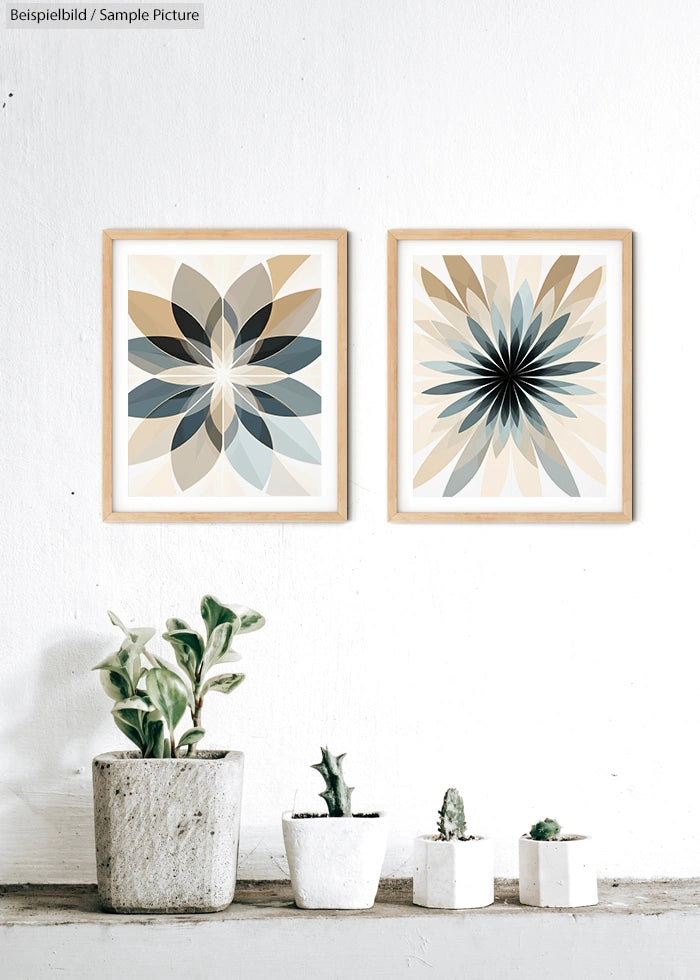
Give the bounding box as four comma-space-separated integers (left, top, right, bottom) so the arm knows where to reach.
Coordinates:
529, 817, 561, 841
437, 788, 468, 841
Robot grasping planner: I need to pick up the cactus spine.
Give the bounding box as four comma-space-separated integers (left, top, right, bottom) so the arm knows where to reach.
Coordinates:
437, 787, 468, 841
529, 817, 561, 841
312, 746, 354, 817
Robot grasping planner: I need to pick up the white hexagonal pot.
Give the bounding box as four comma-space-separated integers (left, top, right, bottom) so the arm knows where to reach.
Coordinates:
93, 750, 244, 913
413, 835, 494, 909
519, 835, 598, 907
281, 811, 389, 909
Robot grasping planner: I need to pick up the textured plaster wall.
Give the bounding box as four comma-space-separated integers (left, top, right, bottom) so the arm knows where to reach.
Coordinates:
1, 0, 698, 882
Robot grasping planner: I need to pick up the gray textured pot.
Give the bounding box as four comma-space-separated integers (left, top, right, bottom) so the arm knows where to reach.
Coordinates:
93, 750, 244, 913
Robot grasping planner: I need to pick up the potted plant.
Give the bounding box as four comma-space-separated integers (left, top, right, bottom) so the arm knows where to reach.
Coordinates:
92, 595, 264, 913
519, 817, 598, 908
281, 747, 389, 909
413, 788, 493, 909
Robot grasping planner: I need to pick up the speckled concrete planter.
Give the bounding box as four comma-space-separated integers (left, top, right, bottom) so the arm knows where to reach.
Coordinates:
519, 835, 598, 908
282, 811, 389, 909
93, 750, 244, 913
413, 835, 494, 909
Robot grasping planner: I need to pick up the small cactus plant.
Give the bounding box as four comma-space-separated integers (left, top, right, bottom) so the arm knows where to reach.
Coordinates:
437, 788, 468, 841
529, 817, 561, 841
312, 747, 354, 817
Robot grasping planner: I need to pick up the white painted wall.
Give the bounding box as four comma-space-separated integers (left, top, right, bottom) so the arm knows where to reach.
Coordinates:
1, 0, 698, 883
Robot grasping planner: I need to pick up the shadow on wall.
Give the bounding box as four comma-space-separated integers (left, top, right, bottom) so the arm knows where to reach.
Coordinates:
1, 631, 108, 883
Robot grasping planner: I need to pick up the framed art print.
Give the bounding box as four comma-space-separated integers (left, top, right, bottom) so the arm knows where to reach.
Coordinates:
388, 230, 632, 522
103, 229, 347, 522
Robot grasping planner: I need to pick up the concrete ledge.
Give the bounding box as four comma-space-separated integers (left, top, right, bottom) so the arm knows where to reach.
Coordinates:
2, 880, 699, 978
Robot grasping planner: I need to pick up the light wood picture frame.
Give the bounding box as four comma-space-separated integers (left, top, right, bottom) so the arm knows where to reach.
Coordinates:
388, 229, 632, 523
104, 229, 347, 522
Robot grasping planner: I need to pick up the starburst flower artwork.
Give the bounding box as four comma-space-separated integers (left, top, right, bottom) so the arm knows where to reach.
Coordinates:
389, 231, 632, 522
104, 231, 347, 521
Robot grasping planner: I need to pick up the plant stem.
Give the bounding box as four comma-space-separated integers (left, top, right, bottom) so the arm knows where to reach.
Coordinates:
187, 695, 204, 757
170, 734, 177, 758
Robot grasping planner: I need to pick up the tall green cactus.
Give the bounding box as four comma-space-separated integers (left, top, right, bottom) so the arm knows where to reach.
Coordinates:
437, 787, 468, 841
529, 817, 561, 841
312, 747, 354, 817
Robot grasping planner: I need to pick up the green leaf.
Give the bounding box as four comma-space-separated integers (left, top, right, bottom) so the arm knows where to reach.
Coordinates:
229, 603, 266, 634
92, 649, 131, 672
111, 707, 143, 730
166, 617, 190, 632
144, 718, 164, 758
200, 595, 240, 640
113, 695, 154, 713
170, 630, 204, 659
216, 647, 243, 664
202, 621, 235, 674
162, 629, 204, 681
111, 707, 146, 753
107, 610, 130, 636
109, 611, 155, 649
107, 612, 156, 688
201, 673, 245, 697
145, 668, 188, 735
136, 689, 163, 723
125, 626, 156, 648
120, 630, 155, 689
112, 714, 145, 752
162, 737, 172, 758
185, 685, 195, 713
177, 727, 206, 750
143, 652, 178, 672
109, 612, 155, 656
100, 669, 130, 702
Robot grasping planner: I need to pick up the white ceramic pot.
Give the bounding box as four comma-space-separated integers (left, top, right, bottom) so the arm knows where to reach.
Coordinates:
93, 750, 244, 913
281, 811, 389, 909
518, 835, 598, 908
413, 835, 494, 909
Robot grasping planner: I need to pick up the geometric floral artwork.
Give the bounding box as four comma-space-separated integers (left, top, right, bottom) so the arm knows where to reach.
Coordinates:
128, 257, 323, 495
388, 231, 632, 522
104, 231, 347, 522
415, 254, 605, 498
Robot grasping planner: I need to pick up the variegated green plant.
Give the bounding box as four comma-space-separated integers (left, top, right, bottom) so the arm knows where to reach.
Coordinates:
93, 595, 265, 758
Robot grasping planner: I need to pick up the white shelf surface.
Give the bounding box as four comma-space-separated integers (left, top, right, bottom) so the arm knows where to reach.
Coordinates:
2, 879, 699, 979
